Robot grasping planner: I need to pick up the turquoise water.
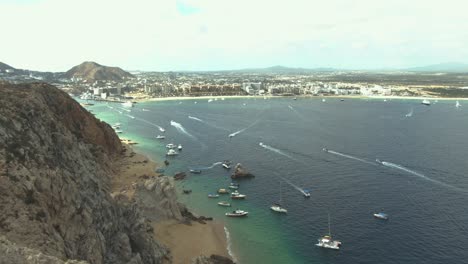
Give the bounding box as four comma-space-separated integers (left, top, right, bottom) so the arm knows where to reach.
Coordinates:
86, 98, 468, 264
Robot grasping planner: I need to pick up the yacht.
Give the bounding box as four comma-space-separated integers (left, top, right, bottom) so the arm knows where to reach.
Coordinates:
316, 214, 342, 250
156, 135, 165, 139
231, 191, 246, 199
122, 101, 133, 108
373, 212, 389, 220
166, 143, 176, 149
218, 189, 229, 194
114, 130, 123, 134
166, 149, 178, 156
271, 182, 288, 213
421, 99, 431, 106
225, 209, 248, 217
178, 144, 183, 150
208, 194, 220, 198
218, 201, 231, 207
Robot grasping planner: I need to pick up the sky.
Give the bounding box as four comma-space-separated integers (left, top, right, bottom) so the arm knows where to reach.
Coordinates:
1, 0, 468, 71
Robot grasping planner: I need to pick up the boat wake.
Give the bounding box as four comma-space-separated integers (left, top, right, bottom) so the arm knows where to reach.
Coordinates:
324, 149, 376, 166
170, 120, 196, 139
288, 105, 306, 120
280, 177, 309, 196
405, 108, 413, 118
229, 120, 259, 138
126, 114, 135, 119
188, 115, 229, 131
381, 161, 467, 193
191, 162, 222, 170
132, 116, 165, 131
259, 142, 298, 162
188, 115, 203, 122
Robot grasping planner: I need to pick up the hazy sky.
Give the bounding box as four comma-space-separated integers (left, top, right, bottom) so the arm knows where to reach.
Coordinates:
1, 0, 468, 71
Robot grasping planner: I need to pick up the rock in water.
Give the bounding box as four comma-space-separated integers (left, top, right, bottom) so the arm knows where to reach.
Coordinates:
192, 255, 236, 264
231, 163, 254, 179
0, 82, 168, 263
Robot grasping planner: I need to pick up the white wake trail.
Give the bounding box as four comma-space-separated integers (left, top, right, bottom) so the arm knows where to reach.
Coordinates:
259, 142, 296, 161
325, 149, 376, 166
280, 177, 310, 196
170, 120, 196, 139
229, 120, 259, 138
381, 161, 467, 193
188, 115, 203, 122
191, 162, 223, 170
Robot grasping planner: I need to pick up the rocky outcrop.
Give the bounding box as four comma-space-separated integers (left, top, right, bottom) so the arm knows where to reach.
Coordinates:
231, 163, 254, 179
0, 82, 168, 263
134, 176, 184, 222
64, 61, 134, 81
191, 255, 235, 264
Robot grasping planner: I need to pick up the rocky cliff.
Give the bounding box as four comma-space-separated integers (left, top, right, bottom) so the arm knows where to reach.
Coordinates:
0, 82, 168, 263
64, 61, 134, 81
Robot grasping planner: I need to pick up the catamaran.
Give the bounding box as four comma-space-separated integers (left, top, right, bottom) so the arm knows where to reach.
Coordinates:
316, 213, 342, 250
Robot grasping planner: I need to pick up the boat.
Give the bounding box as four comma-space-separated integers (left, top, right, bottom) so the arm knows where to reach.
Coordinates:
218, 201, 231, 207
225, 209, 248, 217
208, 194, 220, 198
114, 123, 121, 126
122, 101, 133, 108
112, 125, 120, 129
208, 99, 213, 103
183, 189, 192, 194
228, 183, 239, 189
189, 169, 202, 174
340, 99, 345, 101
218, 189, 229, 194
156, 135, 165, 139
302, 189, 311, 198
316, 213, 342, 250
322, 148, 328, 152
322, 98, 326, 102
115, 130, 123, 134
166, 149, 178, 156
373, 212, 389, 220
178, 144, 183, 150
271, 182, 288, 213
166, 143, 176, 149
231, 191, 246, 199
456, 101, 461, 108
159, 127, 165, 132
222, 160, 232, 169
421, 99, 431, 106
293, 97, 297, 100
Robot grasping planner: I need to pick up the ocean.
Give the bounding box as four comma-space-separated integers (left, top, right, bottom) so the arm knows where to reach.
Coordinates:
88, 97, 468, 264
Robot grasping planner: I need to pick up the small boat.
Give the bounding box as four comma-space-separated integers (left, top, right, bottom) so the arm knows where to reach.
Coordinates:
218, 201, 231, 207
302, 189, 311, 198
112, 125, 120, 129
383, 99, 387, 102
293, 97, 297, 100
218, 189, 229, 194
271, 182, 288, 213
229, 183, 239, 190
208, 99, 213, 103
208, 194, 220, 198
316, 213, 341, 250
166, 149, 178, 156
322, 98, 326, 102
222, 160, 232, 169
231, 191, 246, 199
122, 101, 133, 108
421, 99, 431, 106
456, 101, 461, 108
159, 127, 166, 132
166, 143, 176, 149
373, 212, 389, 220
189, 169, 202, 174
322, 148, 328, 152
183, 189, 192, 194
114, 123, 121, 126
178, 144, 183, 150
340, 99, 345, 102
225, 209, 248, 217
115, 130, 123, 134
156, 135, 165, 139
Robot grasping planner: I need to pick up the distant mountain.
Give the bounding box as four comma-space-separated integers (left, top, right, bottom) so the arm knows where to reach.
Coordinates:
0, 62, 15, 71
231, 65, 337, 73
64, 61, 134, 81
406, 62, 468, 73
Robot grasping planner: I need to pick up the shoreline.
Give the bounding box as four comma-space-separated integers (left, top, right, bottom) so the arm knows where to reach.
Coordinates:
114, 143, 232, 263
130, 94, 468, 103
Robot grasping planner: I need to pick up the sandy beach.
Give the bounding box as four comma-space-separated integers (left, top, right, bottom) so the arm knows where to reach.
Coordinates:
153, 220, 230, 264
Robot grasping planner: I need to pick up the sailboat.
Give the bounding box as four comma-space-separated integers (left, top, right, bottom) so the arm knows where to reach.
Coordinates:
270, 181, 287, 213
456, 101, 461, 108
316, 213, 342, 250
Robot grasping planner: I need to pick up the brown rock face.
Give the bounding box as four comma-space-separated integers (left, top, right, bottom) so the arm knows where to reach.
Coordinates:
231, 163, 254, 179
0, 82, 167, 263
64, 61, 134, 81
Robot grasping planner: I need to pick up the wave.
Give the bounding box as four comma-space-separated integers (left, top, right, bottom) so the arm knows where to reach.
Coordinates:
224, 226, 238, 263
381, 161, 467, 194
170, 120, 196, 139
325, 149, 376, 166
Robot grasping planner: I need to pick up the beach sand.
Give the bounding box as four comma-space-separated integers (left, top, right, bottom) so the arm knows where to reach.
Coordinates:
154, 220, 229, 264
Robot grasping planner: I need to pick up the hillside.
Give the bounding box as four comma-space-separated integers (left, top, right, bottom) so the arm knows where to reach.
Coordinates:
406, 62, 468, 73
64, 61, 134, 81
0, 62, 15, 71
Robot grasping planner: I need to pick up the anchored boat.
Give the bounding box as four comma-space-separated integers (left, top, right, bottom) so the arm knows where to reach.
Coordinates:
316, 213, 342, 250
226, 209, 248, 217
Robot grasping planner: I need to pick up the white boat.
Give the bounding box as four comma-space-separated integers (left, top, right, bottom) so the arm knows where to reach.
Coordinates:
112, 125, 120, 129
229, 183, 239, 190
218, 201, 231, 207
322, 98, 326, 102
178, 144, 182, 150
373, 212, 389, 220
159, 127, 165, 133
302, 189, 311, 198
316, 214, 341, 250
166, 149, 178, 156
421, 99, 431, 106
166, 143, 176, 149
208, 99, 213, 103
122, 101, 133, 108
225, 209, 248, 217
456, 101, 461, 108
156, 135, 165, 139
270, 182, 287, 213
231, 191, 246, 199
208, 194, 220, 198
114, 130, 123, 134
222, 160, 231, 169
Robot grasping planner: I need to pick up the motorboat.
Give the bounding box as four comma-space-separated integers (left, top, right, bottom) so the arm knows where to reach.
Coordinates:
231, 191, 246, 199
156, 135, 165, 139
222, 160, 232, 169
302, 189, 311, 198
166, 143, 176, 149
112, 125, 120, 129
373, 212, 389, 220
225, 209, 248, 217
270, 203, 288, 213
208, 194, 220, 198
421, 99, 431, 106
316, 214, 341, 250
229, 183, 239, 190
189, 169, 202, 174
322, 98, 326, 102
322, 148, 328, 152
218, 201, 231, 207
115, 130, 123, 134
159, 127, 165, 133
122, 101, 133, 108
166, 149, 178, 156
456, 101, 461, 108
218, 189, 229, 194
178, 144, 183, 150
